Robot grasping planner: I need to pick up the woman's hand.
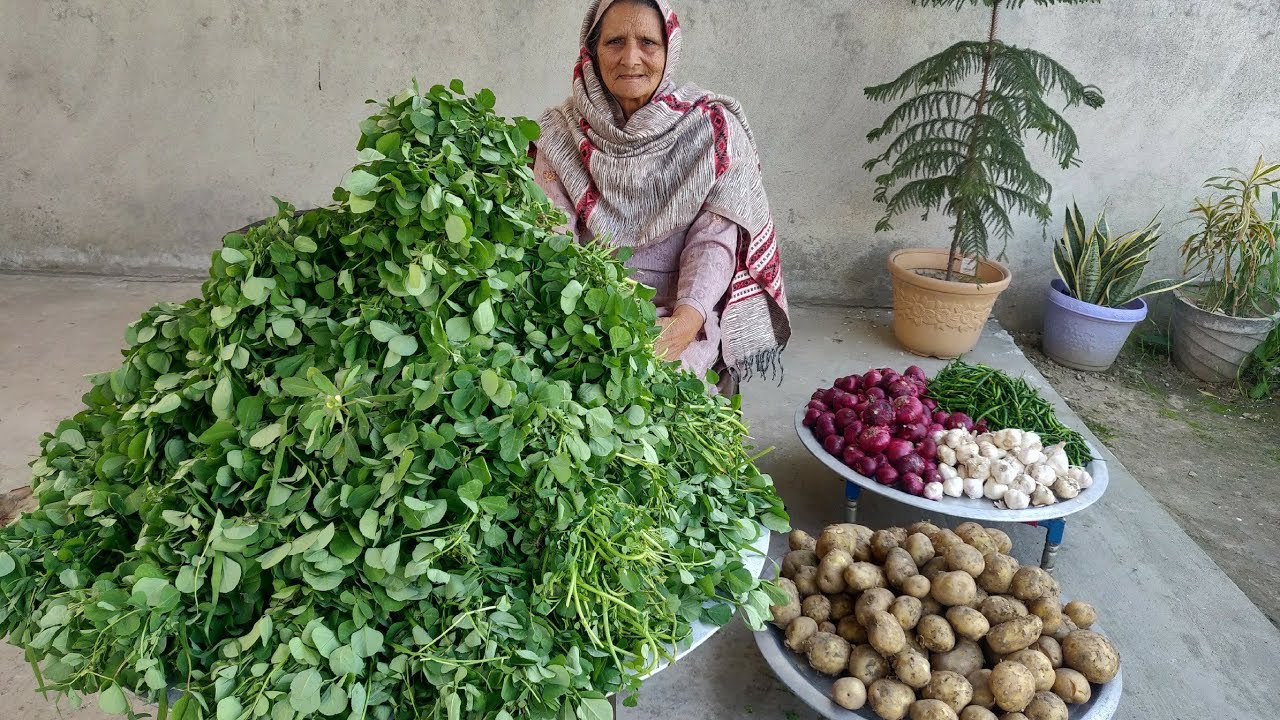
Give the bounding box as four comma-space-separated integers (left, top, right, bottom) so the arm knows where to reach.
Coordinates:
655, 304, 704, 362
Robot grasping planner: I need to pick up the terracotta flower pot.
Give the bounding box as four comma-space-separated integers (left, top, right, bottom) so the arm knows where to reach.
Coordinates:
887, 248, 1012, 358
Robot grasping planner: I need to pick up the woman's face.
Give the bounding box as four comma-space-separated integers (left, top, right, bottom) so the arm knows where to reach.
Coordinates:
594, 2, 666, 119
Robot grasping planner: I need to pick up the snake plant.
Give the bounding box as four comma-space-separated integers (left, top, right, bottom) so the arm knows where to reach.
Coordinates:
1052, 203, 1192, 308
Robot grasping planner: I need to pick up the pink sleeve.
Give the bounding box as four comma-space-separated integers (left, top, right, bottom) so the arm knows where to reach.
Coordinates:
676, 210, 739, 321
531, 149, 577, 236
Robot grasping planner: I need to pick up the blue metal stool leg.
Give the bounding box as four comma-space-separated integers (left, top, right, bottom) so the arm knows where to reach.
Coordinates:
1040, 518, 1066, 574
845, 481, 861, 524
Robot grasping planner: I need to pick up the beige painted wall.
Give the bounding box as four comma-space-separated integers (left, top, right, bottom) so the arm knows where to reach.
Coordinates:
2, 0, 1277, 328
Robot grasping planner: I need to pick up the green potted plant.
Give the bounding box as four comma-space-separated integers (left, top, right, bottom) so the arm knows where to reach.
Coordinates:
1173, 157, 1280, 382
1042, 204, 1192, 371
864, 0, 1104, 358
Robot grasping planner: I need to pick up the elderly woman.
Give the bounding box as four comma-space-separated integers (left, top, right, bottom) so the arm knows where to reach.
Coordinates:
534, 0, 790, 392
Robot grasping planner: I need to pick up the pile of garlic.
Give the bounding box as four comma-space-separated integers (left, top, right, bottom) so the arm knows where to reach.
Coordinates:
933, 427, 1093, 509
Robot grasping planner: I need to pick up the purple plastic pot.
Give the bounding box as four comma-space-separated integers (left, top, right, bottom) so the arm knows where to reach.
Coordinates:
1042, 278, 1147, 372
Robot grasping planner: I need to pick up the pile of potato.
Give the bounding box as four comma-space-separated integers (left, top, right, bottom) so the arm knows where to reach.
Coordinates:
769, 522, 1120, 720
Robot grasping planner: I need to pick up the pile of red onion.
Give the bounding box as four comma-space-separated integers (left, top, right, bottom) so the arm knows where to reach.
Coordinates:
803, 366, 988, 499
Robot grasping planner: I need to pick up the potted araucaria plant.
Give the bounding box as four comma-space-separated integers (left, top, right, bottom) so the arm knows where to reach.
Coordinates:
1173, 157, 1280, 382
1042, 204, 1192, 371
864, 0, 1104, 358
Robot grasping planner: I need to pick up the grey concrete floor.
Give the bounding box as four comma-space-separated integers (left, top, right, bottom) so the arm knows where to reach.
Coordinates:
2, 274, 1279, 720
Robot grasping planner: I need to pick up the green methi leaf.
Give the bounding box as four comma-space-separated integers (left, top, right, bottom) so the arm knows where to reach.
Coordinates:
0, 80, 787, 720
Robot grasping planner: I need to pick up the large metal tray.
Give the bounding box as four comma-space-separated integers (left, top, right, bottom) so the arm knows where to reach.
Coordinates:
795, 407, 1110, 523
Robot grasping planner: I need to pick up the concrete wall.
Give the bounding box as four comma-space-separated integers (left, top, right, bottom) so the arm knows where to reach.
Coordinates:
2, 0, 1277, 329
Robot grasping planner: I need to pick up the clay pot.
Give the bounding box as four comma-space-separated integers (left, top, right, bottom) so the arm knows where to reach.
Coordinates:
887, 248, 1012, 358
1171, 288, 1279, 382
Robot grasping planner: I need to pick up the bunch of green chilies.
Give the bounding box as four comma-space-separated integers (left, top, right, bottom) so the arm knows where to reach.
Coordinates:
927, 360, 1093, 466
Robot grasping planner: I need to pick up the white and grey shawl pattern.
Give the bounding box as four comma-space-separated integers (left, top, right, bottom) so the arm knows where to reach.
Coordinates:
537, 0, 791, 381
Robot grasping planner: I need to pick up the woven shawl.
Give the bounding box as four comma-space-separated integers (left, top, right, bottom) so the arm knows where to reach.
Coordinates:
536, 0, 791, 381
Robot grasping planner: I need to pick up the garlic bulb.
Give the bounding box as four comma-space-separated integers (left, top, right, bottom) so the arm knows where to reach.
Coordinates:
1053, 475, 1081, 500
1022, 431, 1043, 450
1015, 446, 1045, 466
931, 429, 947, 444
1043, 443, 1070, 477
942, 476, 964, 498
943, 429, 969, 449
1027, 463, 1057, 487
978, 442, 1004, 460
976, 432, 995, 446
1031, 486, 1057, 506
1013, 474, 1037, 495
991, 458, 1020, 485
983, 478, 1009, 500
956, 443, 980, 464
938, 445, 957, 467
964, 456, 992, 481
993, 428, 1024, 451
963, 477, 985, 499
939, 463, 960, 481
923, 482, 945, 501
1068, 466, 1094, 489
1003, 489, 1031, 510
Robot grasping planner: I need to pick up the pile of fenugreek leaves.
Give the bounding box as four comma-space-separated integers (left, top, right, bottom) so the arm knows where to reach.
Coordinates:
0, 80, 789, 720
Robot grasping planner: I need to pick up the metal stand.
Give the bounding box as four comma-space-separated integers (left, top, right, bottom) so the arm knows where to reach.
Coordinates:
844, 481, 860, 523
1035, 518, 1066, 575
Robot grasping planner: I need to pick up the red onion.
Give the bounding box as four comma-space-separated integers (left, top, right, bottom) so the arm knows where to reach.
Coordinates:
854, 399, 869, 415
863, 400, 894, 426
803, 408, 822, 428
875, 464, 900, 486
842, 446, 865, 466
916, 437, 938, 460
931, 410, 949, 425
811, 389, 828, 400
925, 467, 943, 485
815, 413, 838, 439
881, 370, 901, 388
835, 408, 859, 430
922, 397, 938, 411
853, 455, 878, 477
835, 375, 861, 393
808, 400, 829, 414
904, 422, 929, 442
975, 419, 990, 434
894, 452, 926, 477
858, 425, 891, 454
864, 386, 887, 401
944, 412, 975, 432
905, 365, 927, 383
862, 369, 883, 389
884, 438, 914, 463
886, 378, 916, 398
834, 393, 858, 411
843, 421, 865, 445
899, 472, 925, 496
893, 396, 925, 424
928, 423, 945, 435
822, 434, 845, 456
